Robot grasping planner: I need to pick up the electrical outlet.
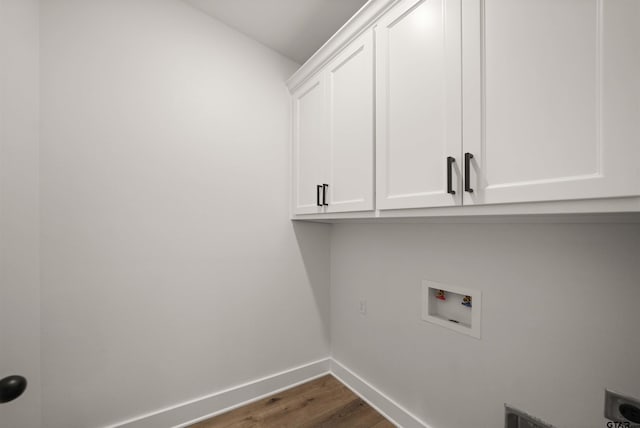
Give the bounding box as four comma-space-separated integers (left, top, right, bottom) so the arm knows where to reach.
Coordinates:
605, 389, 640, 425
359, 300, 367, 315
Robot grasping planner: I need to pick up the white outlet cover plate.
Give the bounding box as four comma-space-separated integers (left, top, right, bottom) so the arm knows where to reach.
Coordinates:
359, 300, 367, 315
422, 280, 482, 339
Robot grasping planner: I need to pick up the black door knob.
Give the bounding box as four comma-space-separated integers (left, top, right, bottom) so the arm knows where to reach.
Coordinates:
0, 375, 27, 403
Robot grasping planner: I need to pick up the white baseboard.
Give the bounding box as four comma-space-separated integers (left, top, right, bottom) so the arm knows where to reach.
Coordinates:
330, 359, 430, 428
109, 358, 331, 428
109, 357, 431, 428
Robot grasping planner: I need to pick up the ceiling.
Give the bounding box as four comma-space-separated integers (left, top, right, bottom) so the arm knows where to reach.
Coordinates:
184, 0, 369, 64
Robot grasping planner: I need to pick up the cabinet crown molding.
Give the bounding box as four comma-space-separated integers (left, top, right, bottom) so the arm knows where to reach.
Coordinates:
286, 0, 399, 92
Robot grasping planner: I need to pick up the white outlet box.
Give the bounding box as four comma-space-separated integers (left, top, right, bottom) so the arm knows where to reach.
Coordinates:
421, 280, 481, 339
359, 300, 367, 315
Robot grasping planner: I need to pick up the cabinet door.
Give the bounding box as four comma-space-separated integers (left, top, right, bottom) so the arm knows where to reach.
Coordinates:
326, 31, 375, 213
376, 0, 462, 210
463, 0, 640, 205
292, 75, 328, 214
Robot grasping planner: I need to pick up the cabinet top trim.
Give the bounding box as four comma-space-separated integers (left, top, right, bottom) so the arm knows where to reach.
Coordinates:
286, 0, 399, 92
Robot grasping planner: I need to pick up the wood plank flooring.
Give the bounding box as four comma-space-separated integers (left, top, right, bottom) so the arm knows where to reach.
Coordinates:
189, 375, 395, 428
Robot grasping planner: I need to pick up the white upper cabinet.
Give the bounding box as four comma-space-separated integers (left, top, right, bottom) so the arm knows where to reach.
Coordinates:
376, 0, 462, 210
291, 30, 375, 215
292, 74, 328, 215
462, 0, 640, 205
325, 31, 375, 213
288, 0, 640, 218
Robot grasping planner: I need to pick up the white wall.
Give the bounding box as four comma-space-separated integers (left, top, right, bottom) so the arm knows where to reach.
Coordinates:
0, 0, 41, 427
39, 1, 330, 427
36, 3, 640, 428
331, 222, 640, 428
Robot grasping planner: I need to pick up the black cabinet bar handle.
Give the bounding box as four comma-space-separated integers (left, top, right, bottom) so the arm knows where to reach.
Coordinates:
317, 185, 322, 207
464, 152, 474, 193
322, 184, 329, 206
447, 156, 456, 195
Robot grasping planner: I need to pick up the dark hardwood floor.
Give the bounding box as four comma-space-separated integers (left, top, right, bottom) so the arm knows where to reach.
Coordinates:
189, 375, 395, 428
